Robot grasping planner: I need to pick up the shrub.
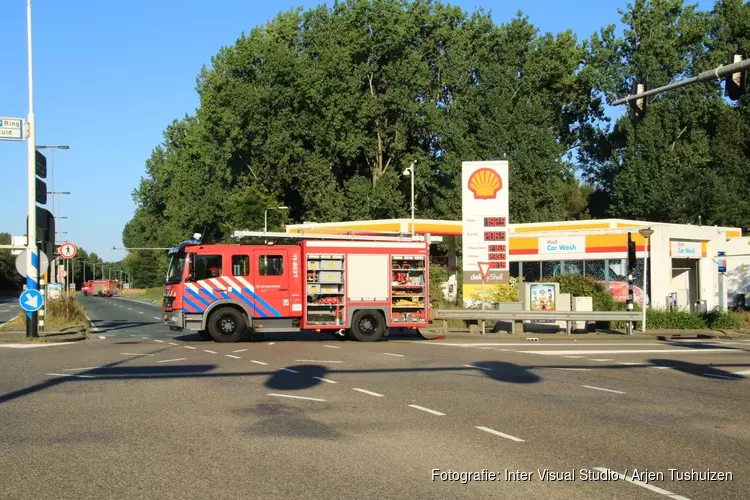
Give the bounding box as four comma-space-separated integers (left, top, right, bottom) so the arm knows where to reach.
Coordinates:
429, 263, 449, 309
701, 309, 742, 329
542, 273, 618, 311
646, 308, 707, 329
14, 296, 89, 328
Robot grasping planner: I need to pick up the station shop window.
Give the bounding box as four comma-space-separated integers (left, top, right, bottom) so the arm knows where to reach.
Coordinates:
509, 262, 520, 278
232, 256, 250, 276
562, 260, 584, 275
583, 260, 606, 280
521, 261, 541, 282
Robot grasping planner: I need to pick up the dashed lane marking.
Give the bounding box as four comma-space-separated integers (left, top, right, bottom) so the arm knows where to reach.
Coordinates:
593, 468, 691, 500
62, 367, 100, 372
475, 426, 525, 442
267, 393, 325, 402
226, 354, 241, 359
323, 345, 340, 349
251, 360, 268, 366
153, 340, 164, 343
590, 359, 613, 362
280, 368, 300, 373
153, 317, 161, 320
352, 388, 384, 397
120, 353, 154, 356
295, 360, 343, 363
312, 376, 337, 384
563, 355, 585, 359
408, 404, 445, 416
268, 342, 276, 345
383, 353, 404, 357
552, 368, 592, 371
157, 358, 187, 363
184, 346, 197, 350
582, 385, 626, 394
204, 350, 217, 354
168, 342, 178, 346
233, 349, 247, 353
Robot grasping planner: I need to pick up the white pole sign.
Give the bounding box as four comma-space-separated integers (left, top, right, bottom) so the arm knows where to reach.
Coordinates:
0, 117, 25, 141
461, 160, 509, 307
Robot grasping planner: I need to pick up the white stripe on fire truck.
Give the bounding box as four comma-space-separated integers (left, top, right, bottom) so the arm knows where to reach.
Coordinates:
234, 276, 255, 291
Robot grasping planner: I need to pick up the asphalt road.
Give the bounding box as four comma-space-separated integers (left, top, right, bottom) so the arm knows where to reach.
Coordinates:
0, 295, 20, 325
0, 295, 748, 499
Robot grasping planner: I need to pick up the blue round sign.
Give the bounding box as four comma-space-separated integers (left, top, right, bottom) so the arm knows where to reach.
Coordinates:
19, 289, 44, 312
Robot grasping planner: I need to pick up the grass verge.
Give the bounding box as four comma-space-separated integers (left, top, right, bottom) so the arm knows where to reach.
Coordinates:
121, 287, 163, 304
0, 296, 90, 334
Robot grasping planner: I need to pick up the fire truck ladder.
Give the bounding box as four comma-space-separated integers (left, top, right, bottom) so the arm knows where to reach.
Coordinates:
232, 230, 431, 243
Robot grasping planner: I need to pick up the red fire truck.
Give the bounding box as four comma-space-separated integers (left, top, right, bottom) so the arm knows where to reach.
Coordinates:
91, 279, 119, 297
163, 232, 430, 342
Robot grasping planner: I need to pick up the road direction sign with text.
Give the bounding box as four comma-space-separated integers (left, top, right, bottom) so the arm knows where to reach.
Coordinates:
0, 117, 24, 141
19, 289, 43, 312
59, 242, 77, 259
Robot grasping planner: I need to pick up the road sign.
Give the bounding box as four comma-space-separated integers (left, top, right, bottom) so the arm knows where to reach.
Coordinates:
59, 242, 77, 259
718, 251, 727, 273
19, 289, 43, 312
15, 249, 49, 277
478, 262, 490, 281
57, 268, 67, 281
0, 116, 24, 141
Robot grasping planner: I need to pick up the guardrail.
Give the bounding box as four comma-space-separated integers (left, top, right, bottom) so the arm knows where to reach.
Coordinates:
432, 309, 642, 335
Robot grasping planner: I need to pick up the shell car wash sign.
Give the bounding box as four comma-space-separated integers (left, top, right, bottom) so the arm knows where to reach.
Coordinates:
670, 239, 703, 258
538, 236, 586, 255
462, 161, 509, 305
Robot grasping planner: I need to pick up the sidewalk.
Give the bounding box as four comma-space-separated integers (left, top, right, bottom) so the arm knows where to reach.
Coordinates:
419, 323, 750, 341
0, 328, 87, 344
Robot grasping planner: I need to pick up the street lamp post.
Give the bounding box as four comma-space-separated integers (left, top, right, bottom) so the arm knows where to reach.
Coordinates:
264, 206, 289, 233
402, 161, 417, 237
638, 227, 655, 333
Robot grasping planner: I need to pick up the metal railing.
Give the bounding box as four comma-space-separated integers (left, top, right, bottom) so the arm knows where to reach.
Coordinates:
432, 309, 642, 335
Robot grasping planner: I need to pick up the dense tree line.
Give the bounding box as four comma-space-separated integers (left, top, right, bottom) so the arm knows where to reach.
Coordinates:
122, 0, 750, 288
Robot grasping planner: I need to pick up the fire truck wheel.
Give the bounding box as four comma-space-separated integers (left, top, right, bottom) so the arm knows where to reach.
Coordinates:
350, 310, 385, 342
207, 307, 248, 343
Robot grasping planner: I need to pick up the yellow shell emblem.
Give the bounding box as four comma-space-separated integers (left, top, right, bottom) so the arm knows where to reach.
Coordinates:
468, 168, 502, 199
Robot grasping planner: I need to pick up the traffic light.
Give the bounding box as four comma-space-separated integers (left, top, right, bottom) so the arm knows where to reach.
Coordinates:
35, 151, 47, 205
725, 52, 747, 101
627, 232, 637, 274
629, 83, 647, 121
26, 207, 55, 262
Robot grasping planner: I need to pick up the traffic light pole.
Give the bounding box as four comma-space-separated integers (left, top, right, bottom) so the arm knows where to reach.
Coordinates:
613, 57, 750, 106
25, 0, 38, 339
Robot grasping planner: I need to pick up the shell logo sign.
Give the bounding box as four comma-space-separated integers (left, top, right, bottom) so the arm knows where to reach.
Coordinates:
468, 168, 503, 199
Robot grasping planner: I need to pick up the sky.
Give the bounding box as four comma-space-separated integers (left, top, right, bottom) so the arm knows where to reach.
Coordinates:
0, 0, 715, 262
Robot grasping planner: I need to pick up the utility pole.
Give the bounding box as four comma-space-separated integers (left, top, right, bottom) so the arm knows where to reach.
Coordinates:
25, 0, 38, 338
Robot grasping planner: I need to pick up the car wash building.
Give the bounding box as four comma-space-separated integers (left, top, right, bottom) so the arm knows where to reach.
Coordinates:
286, 158, 741, 312
286, 218, 742, 312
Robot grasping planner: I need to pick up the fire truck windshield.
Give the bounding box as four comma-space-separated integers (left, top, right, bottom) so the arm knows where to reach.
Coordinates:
166, 251, 186, 284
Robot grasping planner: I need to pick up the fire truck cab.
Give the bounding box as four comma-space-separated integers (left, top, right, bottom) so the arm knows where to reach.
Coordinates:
163, 232, 430, 343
